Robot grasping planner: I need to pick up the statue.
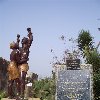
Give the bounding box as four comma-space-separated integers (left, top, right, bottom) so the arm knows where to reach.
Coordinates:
18, 28, 33, 99
7, 28, 33, 99
7, 41, 20, 99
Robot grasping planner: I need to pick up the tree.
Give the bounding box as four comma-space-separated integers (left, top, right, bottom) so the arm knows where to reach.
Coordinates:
77, 30, 100, 100
77, 30, 100, 72
77, 30, 93, 51
0, 57, 9, 90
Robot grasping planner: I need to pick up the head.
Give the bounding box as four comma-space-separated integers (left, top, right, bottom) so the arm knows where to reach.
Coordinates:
10, 41, 18, 49
21, 37, 28, 45
27, 28, 31, 33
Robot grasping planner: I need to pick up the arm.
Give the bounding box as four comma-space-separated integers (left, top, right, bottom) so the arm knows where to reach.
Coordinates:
27, 28, 33, 48
28, 33, 33, 48
16, 34, 20, 49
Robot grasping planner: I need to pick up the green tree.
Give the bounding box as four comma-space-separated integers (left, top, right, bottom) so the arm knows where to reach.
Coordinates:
77, 30, 100, 100
0, 57, 9, 90
77, 30, 93, 51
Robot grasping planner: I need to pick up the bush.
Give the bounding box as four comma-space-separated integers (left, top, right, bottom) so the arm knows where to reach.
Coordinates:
0, 91, 7, 99
32, 78, 56, 100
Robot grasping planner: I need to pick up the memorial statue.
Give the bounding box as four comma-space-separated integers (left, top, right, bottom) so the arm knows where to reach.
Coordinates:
7, 28, 33, 99
18, 28, 33, 99
7, 41, 20, 99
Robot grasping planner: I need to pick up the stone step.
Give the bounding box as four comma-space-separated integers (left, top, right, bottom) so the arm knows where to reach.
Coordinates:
1, 98, 40, 100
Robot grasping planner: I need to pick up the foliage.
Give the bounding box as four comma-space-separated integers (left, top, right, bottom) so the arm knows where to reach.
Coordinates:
32, 77, 56, 100
77, 30, 100, 100
77, 30, 93, 51
0, 91, 7, 99
93, 72, 100, 100
0, 57, 9, 73
0, 57, 9, 90
77, 30, 100, 72
84, 49, 100, 72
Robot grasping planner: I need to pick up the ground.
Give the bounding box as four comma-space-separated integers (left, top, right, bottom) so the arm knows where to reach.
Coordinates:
1, 98, 40, 100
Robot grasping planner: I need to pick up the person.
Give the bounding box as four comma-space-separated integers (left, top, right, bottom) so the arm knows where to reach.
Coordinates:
7, 41, 20, 99
18, 28, 33, 99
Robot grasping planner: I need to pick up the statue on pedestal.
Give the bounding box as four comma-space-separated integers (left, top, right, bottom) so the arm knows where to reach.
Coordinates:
7, 28, 33, 99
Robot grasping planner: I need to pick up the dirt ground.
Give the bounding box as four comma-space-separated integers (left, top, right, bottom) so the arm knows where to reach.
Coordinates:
1, 98, 40, 100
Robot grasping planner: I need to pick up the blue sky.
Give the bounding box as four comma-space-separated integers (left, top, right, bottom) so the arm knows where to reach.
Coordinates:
0, 0, 100, 77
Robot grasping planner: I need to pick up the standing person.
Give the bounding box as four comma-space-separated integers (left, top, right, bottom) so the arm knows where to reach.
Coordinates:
7, 41, 20, 99
18, 28, 33, 99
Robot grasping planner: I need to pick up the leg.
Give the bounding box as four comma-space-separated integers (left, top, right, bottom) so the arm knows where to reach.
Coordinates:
20, 71, 27, 98
15, 78, 21, 96
8, 80, 14, 98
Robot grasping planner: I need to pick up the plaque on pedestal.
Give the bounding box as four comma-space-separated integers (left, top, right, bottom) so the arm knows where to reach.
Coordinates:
56, 69, 92, 100
66, 59, 80, 70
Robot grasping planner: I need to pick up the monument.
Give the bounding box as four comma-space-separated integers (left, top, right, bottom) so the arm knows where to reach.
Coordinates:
7, 28, 33, 99
55, 59, 93, 100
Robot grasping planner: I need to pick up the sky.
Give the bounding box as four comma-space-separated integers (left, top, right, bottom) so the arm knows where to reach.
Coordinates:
0, 0, 100, 77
